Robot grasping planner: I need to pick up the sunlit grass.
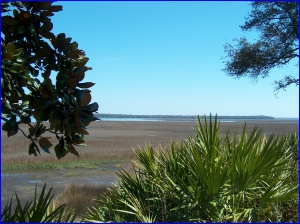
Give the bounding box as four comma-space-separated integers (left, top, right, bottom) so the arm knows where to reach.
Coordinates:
2, 128, 136, 171
1, 157, 133, 171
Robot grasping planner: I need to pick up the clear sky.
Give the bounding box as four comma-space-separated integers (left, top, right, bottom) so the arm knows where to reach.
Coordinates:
51, 1, 299, 118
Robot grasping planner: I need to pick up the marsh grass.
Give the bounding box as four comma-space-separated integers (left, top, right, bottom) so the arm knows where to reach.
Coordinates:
2, 121, 297, 171
1, 157, 133, 171
54, 184, 111, 219
1, 148, 135, 171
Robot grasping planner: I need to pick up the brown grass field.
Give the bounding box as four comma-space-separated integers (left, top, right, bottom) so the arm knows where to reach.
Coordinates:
1, 119, 298, 216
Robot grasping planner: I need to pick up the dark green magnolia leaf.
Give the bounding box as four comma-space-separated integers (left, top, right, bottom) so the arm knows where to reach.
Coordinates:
20, 114, 31, 124
35, 49, 45, 58
57, 33, 66, 39
82, 102, 99, 113
40, 2, 52, 10
81, 92, 91, 107
7, 125, 18, 137
39, 144, 51, 154
40, 30, 53, 39
49, 117, 61, 131
74, 89, 86, 103
73, 138, 85, 145
6, 43, 16, 52
48, 110, 55, 122
17, 25, 26, 34
54, 143, 68, 159
32, 69, 39, 77
13, 9, 18, 18
41, 10, 54, 17
50, 38, 58, 48
12, 62, 26, 72
4, 52, 14, 60
5, 67, 18, 74
39, 137, 52, 154
2, 8, 10, 12
41, 22, 53, 32
56, 73, 67, 89
49, 5, 63, 12
75, 71, 85, 82
49, 122, 56, 131
2, 2, 10, 12
57, 41, 66, 53
62, 93, 71, 104
41, 109, 50, 121
34, 141, 41, 155
73, 133, 84, 140
2, 16, 18, 25
66, 77, 77, 88
64, 37, 72, 45
42, 70, 51, 78
77, 82, 95, 88
29, 126, 36, 136
74, 113, 81, 124
79, 57, 89, 66
71, 42, 78, 51
1, 107, 14, 117
10, 2, 23, 7
13, 48, 23, 57
20, 11, 30, 20
65, 123, 73, 135
20, 96, 29, 105
2, 116, 18, 137
29, 142, 37, 156
76, 128, 89, 135
33, 112, 41, 123
15, 87, 24, 97
66, 51, 80, 59
35, 125, 46, 137
43, 77, 55, 92
79, 113, 98, 124
67, 144, 79, 157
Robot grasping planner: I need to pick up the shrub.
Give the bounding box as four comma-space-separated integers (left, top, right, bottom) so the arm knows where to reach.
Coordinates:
285, 132, 299, 161
85, 115, 298, 222
1, 183, 76, 222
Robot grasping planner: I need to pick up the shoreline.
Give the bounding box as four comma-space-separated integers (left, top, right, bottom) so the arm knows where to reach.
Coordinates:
98, 118, 298, 122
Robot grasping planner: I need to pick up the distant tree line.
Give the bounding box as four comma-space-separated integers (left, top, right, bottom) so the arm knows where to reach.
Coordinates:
96, 114, 275, 120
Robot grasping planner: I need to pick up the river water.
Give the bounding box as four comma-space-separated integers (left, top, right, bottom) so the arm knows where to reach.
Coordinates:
1, 164, 121, 209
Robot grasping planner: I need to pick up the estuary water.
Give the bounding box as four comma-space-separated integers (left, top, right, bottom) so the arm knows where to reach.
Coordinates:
100, 118, 165, 122
99, 117, 237, 122
27, 117, 299, 123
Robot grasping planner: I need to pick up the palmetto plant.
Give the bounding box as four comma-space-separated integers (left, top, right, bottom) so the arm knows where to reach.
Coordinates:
86, 115, 298, 222
1, 183, 76, 222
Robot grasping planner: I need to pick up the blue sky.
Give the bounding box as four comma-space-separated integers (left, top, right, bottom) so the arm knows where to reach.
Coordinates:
51, 1, 299, 118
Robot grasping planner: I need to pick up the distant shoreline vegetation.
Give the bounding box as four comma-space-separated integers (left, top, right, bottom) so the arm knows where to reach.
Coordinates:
95, 114, 275, 120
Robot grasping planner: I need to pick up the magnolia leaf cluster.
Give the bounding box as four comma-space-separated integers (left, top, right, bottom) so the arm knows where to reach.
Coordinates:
1, 1, 99, 159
